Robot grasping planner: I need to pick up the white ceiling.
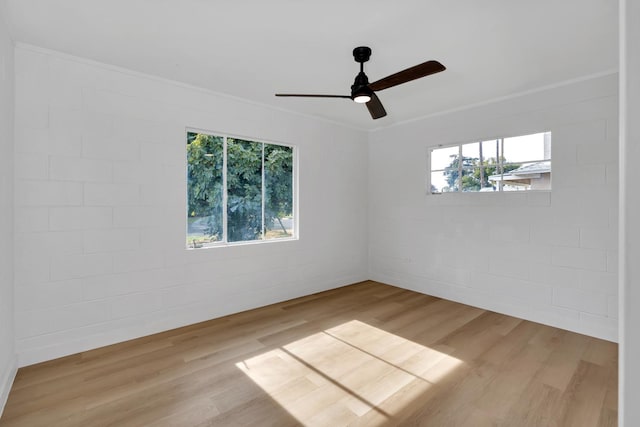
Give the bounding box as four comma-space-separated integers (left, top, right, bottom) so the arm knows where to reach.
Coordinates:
3, 0, 618, 130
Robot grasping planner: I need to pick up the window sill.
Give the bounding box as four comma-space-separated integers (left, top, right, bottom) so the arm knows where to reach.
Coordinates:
186, 236, 299, 250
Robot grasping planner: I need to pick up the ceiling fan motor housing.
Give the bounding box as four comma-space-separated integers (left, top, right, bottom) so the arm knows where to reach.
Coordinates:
351, 71, 371, 99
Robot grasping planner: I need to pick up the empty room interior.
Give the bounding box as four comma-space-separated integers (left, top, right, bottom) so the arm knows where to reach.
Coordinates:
0, 1, 638, 426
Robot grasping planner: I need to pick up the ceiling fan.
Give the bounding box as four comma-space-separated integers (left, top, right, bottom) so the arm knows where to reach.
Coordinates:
275, 46, 446, 120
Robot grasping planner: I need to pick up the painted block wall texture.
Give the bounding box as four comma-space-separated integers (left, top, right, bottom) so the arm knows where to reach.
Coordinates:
0, 6, 16, 415
13, 45, 369, 366
368, 74, 619, 341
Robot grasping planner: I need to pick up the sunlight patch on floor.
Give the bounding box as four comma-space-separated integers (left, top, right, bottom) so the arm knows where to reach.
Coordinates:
236, 320, 464, 425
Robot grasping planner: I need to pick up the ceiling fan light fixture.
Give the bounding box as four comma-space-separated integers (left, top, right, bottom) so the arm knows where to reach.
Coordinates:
353, 94, 371, 104
352, 86, 372, 104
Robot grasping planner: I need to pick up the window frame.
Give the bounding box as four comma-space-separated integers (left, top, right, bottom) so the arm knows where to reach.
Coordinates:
427, 131, 552, 195
185, 128, 298, 249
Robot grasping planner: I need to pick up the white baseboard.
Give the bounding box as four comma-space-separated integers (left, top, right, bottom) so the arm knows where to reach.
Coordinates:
0, 356, 17, 418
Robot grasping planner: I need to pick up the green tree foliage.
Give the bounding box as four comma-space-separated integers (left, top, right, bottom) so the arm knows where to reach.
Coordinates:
187, 133, 223, 238
444, 155, 476, 191
227, 139, 263, 242
444, 155, 520, 192
187, 133, 293, 243
265, 144, 293, 224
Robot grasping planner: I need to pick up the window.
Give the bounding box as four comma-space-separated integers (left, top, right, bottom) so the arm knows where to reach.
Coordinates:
429, 131, 551, 193
187, 131, 295, 248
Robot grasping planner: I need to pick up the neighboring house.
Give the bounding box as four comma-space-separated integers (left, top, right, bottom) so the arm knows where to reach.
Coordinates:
488, 160, 551, 191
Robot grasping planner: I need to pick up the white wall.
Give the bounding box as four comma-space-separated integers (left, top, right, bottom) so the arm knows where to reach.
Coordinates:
620, 0, 639, 424
13, 45, 369, 366
0, 2, 16, 415
369, 74, 618, 341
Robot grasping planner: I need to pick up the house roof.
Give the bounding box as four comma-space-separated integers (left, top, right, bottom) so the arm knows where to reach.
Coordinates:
488, 161, 551, 182
507, 161, 551, 175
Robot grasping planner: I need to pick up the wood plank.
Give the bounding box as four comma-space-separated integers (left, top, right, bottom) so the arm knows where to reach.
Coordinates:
553, 360, 611, 427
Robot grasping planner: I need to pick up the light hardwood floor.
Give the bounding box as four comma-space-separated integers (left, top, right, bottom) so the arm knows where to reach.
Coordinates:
0, 281, 617, 426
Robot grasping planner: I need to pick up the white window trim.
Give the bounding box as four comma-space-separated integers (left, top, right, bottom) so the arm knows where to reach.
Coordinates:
185, 128, 298, 249
427, 131, 552, 195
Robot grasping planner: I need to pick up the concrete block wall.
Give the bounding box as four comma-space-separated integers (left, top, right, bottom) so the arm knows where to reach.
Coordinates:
368, 74, 619, 341
9, 43, 620, 370
13, 44, 369, 366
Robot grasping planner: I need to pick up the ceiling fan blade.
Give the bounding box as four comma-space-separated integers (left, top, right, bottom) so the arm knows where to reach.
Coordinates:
369, 60, 446, 92
366, 93, 387, 119
275, 94, 351, 99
